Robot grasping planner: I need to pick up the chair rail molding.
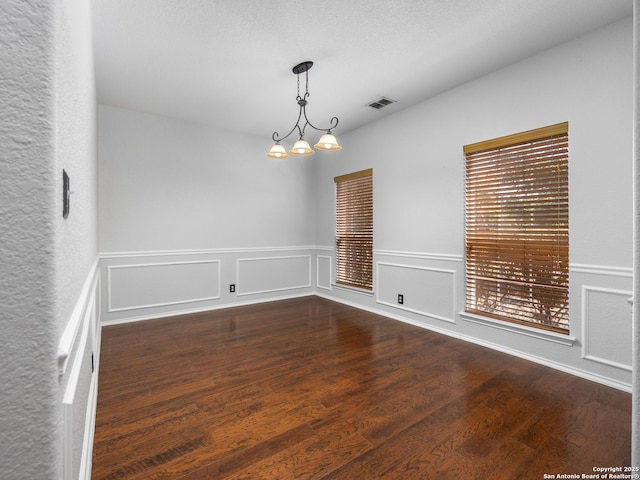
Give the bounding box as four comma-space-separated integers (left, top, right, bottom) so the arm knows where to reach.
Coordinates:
58, 258, 100, 375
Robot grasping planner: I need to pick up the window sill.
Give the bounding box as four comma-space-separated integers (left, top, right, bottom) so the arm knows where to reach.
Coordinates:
459, 311, 576, 346
332, 283, 375, 297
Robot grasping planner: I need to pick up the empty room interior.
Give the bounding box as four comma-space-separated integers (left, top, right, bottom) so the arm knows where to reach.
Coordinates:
2, 0, 639, 479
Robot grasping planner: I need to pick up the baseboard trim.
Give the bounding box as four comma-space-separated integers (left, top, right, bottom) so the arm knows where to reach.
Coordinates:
316, 293, 632, 393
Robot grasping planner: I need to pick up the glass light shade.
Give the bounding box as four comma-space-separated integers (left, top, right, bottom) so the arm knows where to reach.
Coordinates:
290, 139, 314, 156
266, 143, 289, 159
314, 133, 342, 151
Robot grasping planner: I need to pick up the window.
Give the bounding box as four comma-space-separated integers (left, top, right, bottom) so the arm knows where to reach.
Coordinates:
335, 168, 373, 290
464, 122, 569, 333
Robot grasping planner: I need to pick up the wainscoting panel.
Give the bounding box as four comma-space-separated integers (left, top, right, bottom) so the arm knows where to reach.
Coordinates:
108, 260, 221, 312
581, 285, 632, 371
237, 255, 311, 296
376, 262, 456, 323
62, 315, 92, 480
316, 255, 332, 291
100, 248, 317, 325
60, 260, 100, 480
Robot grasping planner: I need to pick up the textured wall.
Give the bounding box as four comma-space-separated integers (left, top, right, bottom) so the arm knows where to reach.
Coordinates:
0, 1, 60, 479
0, 0, 98, 478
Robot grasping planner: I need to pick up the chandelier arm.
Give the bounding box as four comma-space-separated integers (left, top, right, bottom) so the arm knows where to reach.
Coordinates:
271, 106, 305, 143
303, 111, 339, 134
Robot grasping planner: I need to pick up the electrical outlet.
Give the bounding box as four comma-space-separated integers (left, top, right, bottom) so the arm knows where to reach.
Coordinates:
398, 294, 404, 305
230, 284, 236, 293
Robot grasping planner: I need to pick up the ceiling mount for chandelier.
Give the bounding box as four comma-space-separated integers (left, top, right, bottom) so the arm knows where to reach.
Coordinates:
266, 61, 342, 159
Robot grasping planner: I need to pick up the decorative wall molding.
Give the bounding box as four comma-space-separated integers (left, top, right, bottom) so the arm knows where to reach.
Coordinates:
58, 258, 100, 375
100, 247, 318, 325
316, 255, 332, 291
581, 285, 633, 371
236, 255, 311, 296
107, 260, 221, 313
376, 261, 457, 323
570, 263, 633, 277
100, 245, 317, 259
62, 308, 88, 480
61, 262, 101, 480
79, 315, 101, 480
79, 350, 99, 480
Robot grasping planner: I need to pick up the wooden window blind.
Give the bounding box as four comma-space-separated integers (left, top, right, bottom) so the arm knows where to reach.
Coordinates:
464, 122, 569, 333
335, 168, 373, 290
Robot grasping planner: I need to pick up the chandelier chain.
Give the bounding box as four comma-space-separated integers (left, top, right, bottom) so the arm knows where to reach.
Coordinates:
295, 70, 311, 101
305, 70, 309, 97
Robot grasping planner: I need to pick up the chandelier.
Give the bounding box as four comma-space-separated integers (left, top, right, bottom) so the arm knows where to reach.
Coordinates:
266, 61, 342, 158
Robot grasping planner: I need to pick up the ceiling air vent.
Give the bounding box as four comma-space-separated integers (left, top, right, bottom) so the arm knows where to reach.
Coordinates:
368, 97, 396, 109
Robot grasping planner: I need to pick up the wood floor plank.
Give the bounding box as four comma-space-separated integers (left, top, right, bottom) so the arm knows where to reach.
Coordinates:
92, 296, 631, 479
172, 424, 319, 480
222, 431, 372, 480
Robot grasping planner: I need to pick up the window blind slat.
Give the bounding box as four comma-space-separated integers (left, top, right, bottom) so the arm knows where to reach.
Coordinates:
464, 123, 569, 333
335, 169, 373, 290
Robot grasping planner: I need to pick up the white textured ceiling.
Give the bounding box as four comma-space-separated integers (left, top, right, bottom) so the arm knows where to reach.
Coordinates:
92, 0, 632, 140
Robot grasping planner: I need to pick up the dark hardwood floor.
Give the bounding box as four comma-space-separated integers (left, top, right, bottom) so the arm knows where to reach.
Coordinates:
92, 296, 631, 479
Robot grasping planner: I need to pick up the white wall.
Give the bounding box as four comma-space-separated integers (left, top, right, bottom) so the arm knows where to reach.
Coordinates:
315, 17, 634, 390
98, 105, 315, 251
98, 106, 318, 323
